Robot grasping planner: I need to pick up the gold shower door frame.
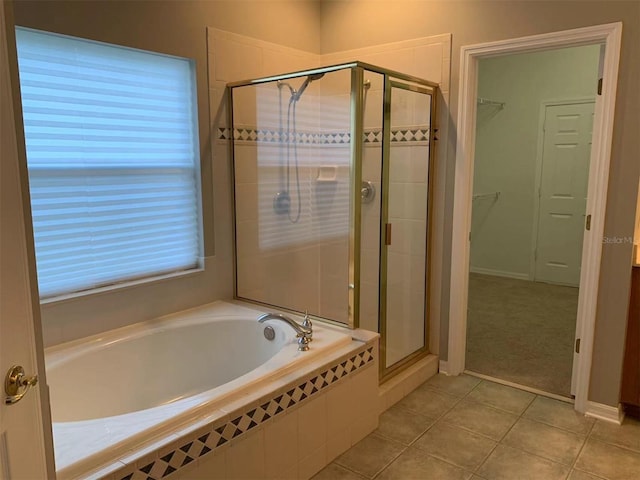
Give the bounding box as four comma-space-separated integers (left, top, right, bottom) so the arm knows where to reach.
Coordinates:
378, 78, 437, 381
227, 63, 438, 382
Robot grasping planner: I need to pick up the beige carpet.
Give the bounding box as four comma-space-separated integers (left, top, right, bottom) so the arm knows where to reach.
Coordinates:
465, 273, 579, 397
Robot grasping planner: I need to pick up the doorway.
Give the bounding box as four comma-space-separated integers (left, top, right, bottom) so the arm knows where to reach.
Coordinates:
448, 23, 622, 415
465, 47, 600, 398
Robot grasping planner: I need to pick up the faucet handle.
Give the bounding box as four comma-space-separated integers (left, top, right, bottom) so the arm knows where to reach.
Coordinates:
302, 311, 313, 340
297, 334, 310, 351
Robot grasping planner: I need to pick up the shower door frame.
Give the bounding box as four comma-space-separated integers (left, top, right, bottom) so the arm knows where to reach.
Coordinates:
227, 63, 439, 380
227, 63, 360, 328
378, 77, 438, 381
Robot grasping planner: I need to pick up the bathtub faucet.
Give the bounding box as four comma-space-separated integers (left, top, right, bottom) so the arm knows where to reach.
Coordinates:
257, 313, 313, 351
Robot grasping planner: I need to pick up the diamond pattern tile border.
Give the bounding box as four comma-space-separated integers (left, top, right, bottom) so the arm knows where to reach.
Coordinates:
217, 126, 429, 145
110, 344, 375, 480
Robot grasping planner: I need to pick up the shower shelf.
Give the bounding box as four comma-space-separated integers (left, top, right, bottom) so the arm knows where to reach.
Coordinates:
316, 166, 338, 182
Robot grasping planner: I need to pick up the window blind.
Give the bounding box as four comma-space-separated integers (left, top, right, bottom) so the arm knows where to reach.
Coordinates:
15, 28, 201, 298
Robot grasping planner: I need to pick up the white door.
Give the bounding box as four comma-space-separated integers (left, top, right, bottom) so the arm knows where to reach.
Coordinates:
0, 2, 56, 478
534, 102, 594, 286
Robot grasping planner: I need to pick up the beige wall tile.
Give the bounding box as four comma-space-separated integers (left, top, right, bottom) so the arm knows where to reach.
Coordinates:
298, 395, 328, 459
225, 429, 265, 479
298, 443, 328, 480
190, 451, 227, 479
213, 36, 263, 82
265, 410, 299, 478
413, 44, 444, 83
234, 145, 258, 184
234, 183, 258, 222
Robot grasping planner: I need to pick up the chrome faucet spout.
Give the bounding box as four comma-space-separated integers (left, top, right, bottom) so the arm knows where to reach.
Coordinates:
257, 313, 311, 336
257, 313, 313, 351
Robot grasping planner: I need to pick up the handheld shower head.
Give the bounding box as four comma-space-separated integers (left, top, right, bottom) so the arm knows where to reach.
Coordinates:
293, 73, 325, 101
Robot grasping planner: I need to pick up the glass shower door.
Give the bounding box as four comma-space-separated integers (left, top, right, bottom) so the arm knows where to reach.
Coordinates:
381, 80, 433, 372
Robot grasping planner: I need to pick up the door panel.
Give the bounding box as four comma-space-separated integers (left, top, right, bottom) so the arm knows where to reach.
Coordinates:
0, 2, 55, 478
535, 102, 594, 286
383, 83, 431, 369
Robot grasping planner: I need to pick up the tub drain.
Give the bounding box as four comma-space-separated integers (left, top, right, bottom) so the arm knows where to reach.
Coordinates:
263, 325, 276, 341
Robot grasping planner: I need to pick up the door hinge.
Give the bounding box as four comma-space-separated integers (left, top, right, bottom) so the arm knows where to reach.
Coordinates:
585, 214, 592, 231
575, 338, 581, 354
597, 78, 603, 95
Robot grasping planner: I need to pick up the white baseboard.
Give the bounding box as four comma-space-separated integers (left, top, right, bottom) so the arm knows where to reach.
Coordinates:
438, 360, 450, 375
584, 401, 625, 425
470, 266, 530, 281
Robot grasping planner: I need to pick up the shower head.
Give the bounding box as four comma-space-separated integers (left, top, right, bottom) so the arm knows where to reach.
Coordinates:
293, 73, 325, 101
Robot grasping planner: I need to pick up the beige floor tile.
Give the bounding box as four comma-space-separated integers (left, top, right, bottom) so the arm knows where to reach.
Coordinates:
590, 417, 640, 452
311, 463, 366, 480
334, 433, 405, 478
477, 445, 570, 480
467, 381, 535, 415
568, 470, 607, 480
413, 421, 496, 470
523, 396, 594, 434
376, 447, 472, 480
575, 438, 640, 480
396, 385, 460, 419
442, 399, 518, 441
423, 373, 481, 397
376, 404, 434, 445
502, 418, 586, 465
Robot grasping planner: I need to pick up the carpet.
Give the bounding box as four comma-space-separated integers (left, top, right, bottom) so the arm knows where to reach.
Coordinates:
465, 273, 579, 397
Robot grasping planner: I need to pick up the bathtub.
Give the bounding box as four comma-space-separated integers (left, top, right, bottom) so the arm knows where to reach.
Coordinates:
45, 301, 356, 479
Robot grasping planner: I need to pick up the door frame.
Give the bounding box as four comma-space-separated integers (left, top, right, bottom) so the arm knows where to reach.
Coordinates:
530, 97, 596, 285
1, 0, 56, 476
448, 23, 622, 416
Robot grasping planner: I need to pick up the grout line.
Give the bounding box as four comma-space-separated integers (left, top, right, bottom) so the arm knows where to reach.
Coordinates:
464, 379, 504, 475
370, 442, 408, 480
334, 432, 408, 480
471, 389, 533, 474
371, 377, 473, 478
565, 419, 597, 479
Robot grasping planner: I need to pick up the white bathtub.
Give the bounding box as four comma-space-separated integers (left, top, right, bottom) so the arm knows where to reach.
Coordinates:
45, 301, 353, 479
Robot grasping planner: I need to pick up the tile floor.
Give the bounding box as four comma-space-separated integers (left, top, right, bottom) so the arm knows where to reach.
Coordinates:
312, 374, 640, 480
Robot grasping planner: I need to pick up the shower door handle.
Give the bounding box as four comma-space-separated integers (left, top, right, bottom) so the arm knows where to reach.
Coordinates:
385, 223, 392, 246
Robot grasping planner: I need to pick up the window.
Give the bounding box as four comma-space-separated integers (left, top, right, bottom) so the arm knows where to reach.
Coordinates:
15, 28, 201, 298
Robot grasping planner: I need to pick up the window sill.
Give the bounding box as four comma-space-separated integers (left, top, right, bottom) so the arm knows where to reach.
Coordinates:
40, 265, 206, 307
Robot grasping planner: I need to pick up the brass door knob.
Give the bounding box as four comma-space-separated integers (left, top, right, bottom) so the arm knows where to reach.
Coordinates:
5, 365, 38, 405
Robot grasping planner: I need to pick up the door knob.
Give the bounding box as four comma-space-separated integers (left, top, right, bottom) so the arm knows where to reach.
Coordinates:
4, 365, 38, 405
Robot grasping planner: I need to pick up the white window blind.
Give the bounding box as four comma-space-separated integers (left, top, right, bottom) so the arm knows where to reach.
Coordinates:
15, 28, 201, 298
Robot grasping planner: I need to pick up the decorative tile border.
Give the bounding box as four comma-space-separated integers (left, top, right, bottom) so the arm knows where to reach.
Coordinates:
111, 344, 375, 480
217, 126, 430, 144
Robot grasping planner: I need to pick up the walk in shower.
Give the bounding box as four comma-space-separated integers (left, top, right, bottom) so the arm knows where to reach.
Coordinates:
228, 62, 437, 379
